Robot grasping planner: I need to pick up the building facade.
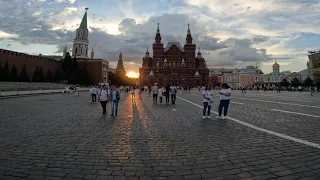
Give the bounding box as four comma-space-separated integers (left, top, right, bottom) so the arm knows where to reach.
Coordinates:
307, 50, 320, 82
139, 24, 209, 87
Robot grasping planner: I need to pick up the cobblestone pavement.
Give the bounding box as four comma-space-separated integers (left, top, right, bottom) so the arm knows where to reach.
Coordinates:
1, 91, 320, 180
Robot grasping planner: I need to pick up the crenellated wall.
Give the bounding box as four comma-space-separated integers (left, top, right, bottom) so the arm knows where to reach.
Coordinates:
0, 48, 62, 81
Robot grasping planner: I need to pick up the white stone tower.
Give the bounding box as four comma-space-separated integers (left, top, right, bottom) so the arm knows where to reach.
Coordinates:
72, 8, 89, 59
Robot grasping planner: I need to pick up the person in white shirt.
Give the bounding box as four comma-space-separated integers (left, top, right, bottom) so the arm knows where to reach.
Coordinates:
158, 86, 164, 104
98, 85, 109, 115
216, 83, 232, 119
90, 86, 95, 102
202, 86, 213, 119
152, 84, 158, 104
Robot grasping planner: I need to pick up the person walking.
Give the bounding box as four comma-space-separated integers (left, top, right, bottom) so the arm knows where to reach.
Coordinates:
98, 85, 109, 115
110, 86, 120, 116
131, 87, 136, 101
148, 86, 152, 96
216, 83, 231, 120
170, 84, 177, 104
152, 83, 158, 104
90, 86, 95, 102
202, 86, 213, 119
158, 86, 164, 104
241, 85, 246, 94
164, 85, 170, 105
311, 86, 315, 96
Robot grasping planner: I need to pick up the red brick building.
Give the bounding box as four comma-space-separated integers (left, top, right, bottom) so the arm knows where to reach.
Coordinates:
139, 24, 209, 87
0, 49, 61, 80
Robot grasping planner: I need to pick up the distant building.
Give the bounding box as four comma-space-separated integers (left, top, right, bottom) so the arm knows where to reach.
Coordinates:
139, 23, 209, 87
108, 68, 116, 74
71, 8, 109, 84
116, 52, 126, 78
222, 66, 261, 88
307, 50, 320, 82
299, 69, 309, 82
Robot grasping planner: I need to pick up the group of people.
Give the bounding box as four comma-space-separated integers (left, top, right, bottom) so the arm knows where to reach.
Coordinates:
89, 83, 232, 120
150, 84, 178, 105
202, 83, 232, 119
89, 85, 121, 116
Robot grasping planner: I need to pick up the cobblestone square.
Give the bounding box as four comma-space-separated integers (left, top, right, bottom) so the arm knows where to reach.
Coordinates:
1, 91, 320, 180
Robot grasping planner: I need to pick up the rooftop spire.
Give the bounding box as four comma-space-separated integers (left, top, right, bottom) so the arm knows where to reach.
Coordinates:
79, 8, 88, 29
187, 23, 191, 34
156, 23, 160, 33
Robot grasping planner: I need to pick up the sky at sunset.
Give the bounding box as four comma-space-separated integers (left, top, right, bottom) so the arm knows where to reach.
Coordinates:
0, 0, 319, 75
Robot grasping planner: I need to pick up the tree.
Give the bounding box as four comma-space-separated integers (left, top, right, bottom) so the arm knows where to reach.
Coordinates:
0, 61, 3, 81
32, 66, 40, 82
303, 76, 313, 87
78, 67, 89, 85
38, 66, 45, 82
2, 61, 10, 81
46, 70, 53, 82
280, 78, 290, 87
53, 70, 60, 82
291, 77, 301, 87
10, 65, 18, 81
19, 65, 29, 82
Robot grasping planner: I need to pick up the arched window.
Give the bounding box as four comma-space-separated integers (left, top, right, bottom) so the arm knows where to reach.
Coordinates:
75, 48, 78, 55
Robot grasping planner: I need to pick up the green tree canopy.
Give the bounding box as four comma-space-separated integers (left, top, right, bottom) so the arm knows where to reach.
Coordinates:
32, 66, 40, 82
38, 67, 45, 82
280, 78, 290, 87
2, 61, 10, 81
19, 65, 29, 82
10, 65, 18, 81
0, 61, 3, 81
291, 77, 301, 87
303, 76, 313, 87
46, 70, 53, 82
53, 70, 60, 82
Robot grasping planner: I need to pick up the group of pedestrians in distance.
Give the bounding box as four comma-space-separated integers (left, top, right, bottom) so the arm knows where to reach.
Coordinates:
150, 83, 177, 105
90, 85, 121, 116
89, 83, 232, 120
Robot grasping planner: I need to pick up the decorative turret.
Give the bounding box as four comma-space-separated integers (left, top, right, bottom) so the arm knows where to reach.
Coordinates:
144, 47, 150, 58
197, 47, 203, 59
155, 23, 161, 44
272, 59, 280, 73
72, 8, 89, 59
91, 47, 94, 59
186, 23, 193, 45
180, 57, 186, 67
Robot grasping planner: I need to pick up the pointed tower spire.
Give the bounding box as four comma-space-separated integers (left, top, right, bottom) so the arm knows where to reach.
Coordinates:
63, 44, 67, 59
79, 8, 88, 29
116, 52, 126, 77
91, 47, 94, 59
154, 23, 162, 44
156, 23, 160, 33
186, 23, 193, 44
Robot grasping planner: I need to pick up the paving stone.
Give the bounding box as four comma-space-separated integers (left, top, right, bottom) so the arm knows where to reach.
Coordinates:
1, 92, 320, 180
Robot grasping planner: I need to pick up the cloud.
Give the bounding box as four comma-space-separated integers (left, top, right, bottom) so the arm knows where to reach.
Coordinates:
0, 0, 316, 73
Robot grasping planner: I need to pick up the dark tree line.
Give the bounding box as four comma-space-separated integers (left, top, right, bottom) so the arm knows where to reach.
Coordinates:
0, 52, 89, 85
108, 72, 135, 86
280, 76, 318, 88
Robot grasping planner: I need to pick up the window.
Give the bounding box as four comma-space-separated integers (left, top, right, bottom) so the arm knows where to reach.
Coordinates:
75, 48, 78, 55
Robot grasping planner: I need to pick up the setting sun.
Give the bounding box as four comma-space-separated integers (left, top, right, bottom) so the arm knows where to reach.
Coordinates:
126, 71, 139, 78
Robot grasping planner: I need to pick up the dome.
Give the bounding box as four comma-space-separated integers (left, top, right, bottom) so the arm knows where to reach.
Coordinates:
272, 62, 280, 67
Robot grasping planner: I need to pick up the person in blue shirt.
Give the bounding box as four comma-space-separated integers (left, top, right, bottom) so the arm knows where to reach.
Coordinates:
170, 84, 177, 104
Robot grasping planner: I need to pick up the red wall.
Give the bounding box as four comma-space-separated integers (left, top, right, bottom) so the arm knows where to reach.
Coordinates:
0, 49, 61, 81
